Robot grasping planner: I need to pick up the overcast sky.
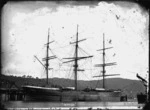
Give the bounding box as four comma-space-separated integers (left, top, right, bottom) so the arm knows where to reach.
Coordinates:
1, 1, 149, 81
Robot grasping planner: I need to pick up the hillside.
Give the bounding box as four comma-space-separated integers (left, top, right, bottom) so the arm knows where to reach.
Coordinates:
0, 74, 145, 98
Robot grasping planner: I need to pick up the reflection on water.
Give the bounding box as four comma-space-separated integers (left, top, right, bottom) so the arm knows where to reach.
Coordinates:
3, 101, 75, 108
2, 101, 143, 109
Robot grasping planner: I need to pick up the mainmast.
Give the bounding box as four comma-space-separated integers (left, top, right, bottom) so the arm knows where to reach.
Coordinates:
74, 25, 79, 90
63, 25, 93, 90
94, 33, 119, 89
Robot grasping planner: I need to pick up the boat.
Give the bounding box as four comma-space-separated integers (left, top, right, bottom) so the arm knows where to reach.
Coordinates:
22, 25, 123, 102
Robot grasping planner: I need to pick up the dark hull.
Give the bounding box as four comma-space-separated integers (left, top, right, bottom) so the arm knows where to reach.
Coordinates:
137, 94, 147, 104
23, 86, 122, 102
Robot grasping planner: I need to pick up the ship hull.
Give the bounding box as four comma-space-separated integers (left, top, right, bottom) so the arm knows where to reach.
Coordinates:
23, 86, 122, 102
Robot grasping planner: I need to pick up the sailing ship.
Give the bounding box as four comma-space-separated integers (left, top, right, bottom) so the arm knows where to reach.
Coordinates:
22, 25, 122, 101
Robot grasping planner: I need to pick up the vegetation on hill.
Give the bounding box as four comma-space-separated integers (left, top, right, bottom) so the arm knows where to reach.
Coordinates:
0, 74, 145, 99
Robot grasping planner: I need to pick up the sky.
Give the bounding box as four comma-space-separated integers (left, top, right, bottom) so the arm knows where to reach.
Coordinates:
1, 1, 149, 81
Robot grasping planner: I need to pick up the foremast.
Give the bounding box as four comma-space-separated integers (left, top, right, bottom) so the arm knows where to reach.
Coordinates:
45, 28, 57, 84
35, 28, 56, 85
94, 33, 119, 89
63, 25, 93, 90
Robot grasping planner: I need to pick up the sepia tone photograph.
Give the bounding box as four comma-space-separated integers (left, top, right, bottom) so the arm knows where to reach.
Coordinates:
0, 0, 149, 109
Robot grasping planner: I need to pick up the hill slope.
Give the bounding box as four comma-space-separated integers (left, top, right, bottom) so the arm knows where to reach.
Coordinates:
0, 74, 145, 98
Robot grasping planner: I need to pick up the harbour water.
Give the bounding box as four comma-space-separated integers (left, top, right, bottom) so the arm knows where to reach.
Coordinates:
2, 101, 144, 110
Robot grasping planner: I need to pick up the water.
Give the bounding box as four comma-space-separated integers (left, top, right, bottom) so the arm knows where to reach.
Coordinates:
2, 101, 143, 110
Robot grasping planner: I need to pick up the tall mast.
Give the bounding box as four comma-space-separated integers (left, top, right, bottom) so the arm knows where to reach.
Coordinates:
63, 25, 93, 91
102, 34, 106, 88
46, 28, 50, 84
43, 28, 56, 85
34, 28, 56, 85
74, 25, 79, 90
94, 33, 119, 89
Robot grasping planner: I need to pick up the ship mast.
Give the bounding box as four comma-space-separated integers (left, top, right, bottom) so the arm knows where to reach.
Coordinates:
33, 28, 56, 85
63, 25, 93, 90
74, 25, 78, 90
102, 34, 106, 88
33, 28, 55, 85
94, 33, 119, 89
46, 28, 50, 84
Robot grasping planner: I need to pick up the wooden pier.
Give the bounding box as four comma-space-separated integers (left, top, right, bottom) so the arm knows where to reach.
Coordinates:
0, 88, 25, 101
